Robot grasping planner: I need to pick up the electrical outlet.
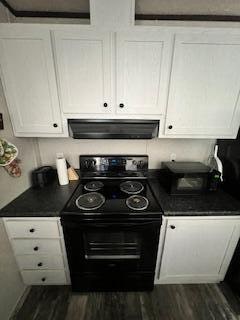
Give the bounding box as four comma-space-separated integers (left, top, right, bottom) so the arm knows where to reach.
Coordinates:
170, 153, 177, 162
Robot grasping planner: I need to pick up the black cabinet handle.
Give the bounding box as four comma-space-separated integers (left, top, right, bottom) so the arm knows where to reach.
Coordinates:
41, 277, 46, 282
119, 103, 124, 108
33, 246, 39, 251
168, 125, 173, 129
53, 123, 58, 128
29, 228, 35, 233
37, 262, 43, 267
103, 102, 108, 108
170, 225, 176, 229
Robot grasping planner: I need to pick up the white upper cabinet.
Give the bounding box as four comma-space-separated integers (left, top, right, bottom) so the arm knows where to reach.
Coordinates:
2, 24, 240, 138
53, 29, 113, 115
116, 30, 172, 115
165, 32, 240, 138
0, 27, 63, 136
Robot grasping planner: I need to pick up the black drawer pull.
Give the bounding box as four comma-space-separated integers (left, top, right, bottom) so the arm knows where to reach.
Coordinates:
53, 123, 58, 128
38, 262, 43, 267
170, 225, 176, 229
119, 103, 124, 108
168, 125, 173, 129
29, 228, 35, 233
103, 102, 108, 107
33, 246, 39, 251
41, 277, 46, 282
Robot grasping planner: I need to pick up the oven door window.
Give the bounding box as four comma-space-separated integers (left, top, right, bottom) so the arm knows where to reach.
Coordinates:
83, 231, 140, 260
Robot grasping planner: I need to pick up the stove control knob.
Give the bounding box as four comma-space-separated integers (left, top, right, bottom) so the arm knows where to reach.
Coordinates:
90, 160, 96, 167
84, 159, 95, 168
132, 160, 137, 165
84, 160, 90, 168
138, 160, 145, 168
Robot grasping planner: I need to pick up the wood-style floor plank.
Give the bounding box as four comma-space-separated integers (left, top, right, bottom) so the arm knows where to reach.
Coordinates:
65, 293, 88, 320
218, 282, 240, 316
83, 292, 142, 320
11, 286, 70, 320
140, 285, 196, 320
10, 284, 240, 320
181, 284, 235, 320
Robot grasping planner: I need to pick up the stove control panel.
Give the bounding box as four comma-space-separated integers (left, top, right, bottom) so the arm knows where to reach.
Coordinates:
80, 155, 148, 173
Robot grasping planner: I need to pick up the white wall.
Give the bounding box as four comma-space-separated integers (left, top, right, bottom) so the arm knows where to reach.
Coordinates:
38, 138, 216, 169
0, 76, 40, 209
0, 220, 27, 320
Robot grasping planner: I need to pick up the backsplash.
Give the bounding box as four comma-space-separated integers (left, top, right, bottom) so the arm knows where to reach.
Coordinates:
37, 138, 216, 169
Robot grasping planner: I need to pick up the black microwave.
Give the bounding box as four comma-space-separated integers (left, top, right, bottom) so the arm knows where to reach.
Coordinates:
160, 162, 212, 195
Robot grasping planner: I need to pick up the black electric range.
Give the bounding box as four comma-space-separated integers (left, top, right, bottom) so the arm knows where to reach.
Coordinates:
61, 155, 162, 292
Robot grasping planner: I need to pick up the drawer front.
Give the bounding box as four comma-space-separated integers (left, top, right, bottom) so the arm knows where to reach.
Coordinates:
12, 239, 62, 255
6, 220, 60, 239
21, 270, 67, 285
16, 254, 64, 270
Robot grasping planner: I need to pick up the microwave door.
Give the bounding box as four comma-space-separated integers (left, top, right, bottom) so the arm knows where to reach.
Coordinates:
177, 176, 205, 190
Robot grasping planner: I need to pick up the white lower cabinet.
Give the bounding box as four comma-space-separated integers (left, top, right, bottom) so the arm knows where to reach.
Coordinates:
3, 218, 70, 285
12, 239, 62, 255
16, 254, 65, 270
156, 216, 240, 284
21, 270, 67, 285
6, 220, 60, 239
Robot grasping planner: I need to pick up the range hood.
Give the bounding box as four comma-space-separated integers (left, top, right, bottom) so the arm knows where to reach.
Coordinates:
68, 119, 159, 139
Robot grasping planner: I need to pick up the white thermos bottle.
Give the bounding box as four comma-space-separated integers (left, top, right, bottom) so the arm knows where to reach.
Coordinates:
56, 154, 69, 186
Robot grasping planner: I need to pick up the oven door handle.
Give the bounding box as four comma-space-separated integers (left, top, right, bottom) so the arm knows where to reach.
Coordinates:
84, 222, 158, 228
61, 220, 161, 229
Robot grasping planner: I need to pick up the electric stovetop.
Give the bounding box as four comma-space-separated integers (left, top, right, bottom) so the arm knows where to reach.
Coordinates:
62, 178, 162, 217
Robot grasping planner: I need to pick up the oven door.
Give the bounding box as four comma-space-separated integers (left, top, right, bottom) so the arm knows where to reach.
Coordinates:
61, 218, 161, 273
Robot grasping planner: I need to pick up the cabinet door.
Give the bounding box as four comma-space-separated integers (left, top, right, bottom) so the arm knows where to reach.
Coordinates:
54, 29, 113, 115
165, 33, 240, 138
0, 27, 63, 135
116, 30, 172, 115
159, 218, 240, 283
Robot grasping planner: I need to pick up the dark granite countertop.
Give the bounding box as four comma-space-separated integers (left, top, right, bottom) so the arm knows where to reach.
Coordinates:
149, 176, 240, 216
0, 179, 79, 217
1, 169, 240, 217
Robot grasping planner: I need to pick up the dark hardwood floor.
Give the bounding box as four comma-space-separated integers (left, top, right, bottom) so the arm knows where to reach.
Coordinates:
10, 283, 240, 320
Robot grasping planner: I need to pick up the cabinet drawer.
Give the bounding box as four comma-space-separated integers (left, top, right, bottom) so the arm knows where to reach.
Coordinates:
6, 220, 60, 239
12, 239, 62, 255
21, 270, 67, 285
16, 254, 64, 270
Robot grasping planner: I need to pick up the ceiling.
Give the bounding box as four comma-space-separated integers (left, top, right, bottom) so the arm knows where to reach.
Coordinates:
4, 0, 240, 16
